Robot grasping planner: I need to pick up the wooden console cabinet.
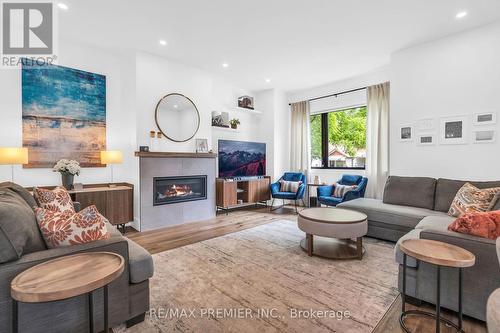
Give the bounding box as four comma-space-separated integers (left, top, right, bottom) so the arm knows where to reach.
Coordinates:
216, 177, 270, 213
29, 183, 134, 232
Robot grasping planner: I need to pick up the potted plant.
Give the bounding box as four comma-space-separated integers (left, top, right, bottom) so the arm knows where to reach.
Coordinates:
229, 118, 240, 129
53, 159, 81, 190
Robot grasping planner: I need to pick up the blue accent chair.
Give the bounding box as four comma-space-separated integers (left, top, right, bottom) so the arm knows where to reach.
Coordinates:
316, 175, 368, 207
270, 172, 307, 213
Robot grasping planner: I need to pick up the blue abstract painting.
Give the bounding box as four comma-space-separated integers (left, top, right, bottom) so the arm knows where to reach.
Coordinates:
22, 62, 106, 167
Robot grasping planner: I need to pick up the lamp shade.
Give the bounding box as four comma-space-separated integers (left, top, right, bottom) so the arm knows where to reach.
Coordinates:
0, 147, 28, 165
100, 150, 123, 164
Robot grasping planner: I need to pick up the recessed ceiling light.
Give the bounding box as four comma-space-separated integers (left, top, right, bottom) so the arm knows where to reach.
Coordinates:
173, 104, 178, 109
159, 40, 167, 46
456, 11, 467, 19
57, 3, 68, 10
222, 62, 229, 68
265, 78, 271, 83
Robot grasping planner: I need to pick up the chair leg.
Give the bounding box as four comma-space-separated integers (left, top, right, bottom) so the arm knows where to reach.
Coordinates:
294, 200, 298, 213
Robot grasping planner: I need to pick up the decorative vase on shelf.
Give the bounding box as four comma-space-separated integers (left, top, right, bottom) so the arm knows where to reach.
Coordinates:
61, 173, 74, 190
156, 131, 163, 151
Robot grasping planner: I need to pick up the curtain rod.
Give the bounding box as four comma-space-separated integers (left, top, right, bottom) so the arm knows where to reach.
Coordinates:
288, 86, 367, 106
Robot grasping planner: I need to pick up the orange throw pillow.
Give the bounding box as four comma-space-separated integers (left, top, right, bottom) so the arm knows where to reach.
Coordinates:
35, 205, 110, 248
448, 211, 500, 240
34, 187, 75, 214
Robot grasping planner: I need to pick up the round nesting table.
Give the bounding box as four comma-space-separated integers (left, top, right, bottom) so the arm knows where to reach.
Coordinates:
11, 252, 124, 333
297, 207, 368, 260
399, 239, 475, 333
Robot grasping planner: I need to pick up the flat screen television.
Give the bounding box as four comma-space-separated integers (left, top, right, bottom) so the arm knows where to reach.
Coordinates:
218, 140, 266, 178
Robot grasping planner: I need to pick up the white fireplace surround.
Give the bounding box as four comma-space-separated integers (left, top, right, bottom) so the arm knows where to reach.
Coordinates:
137, 153, 216, 231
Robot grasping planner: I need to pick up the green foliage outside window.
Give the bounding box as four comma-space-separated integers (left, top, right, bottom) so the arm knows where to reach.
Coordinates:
310, 106, 367, 167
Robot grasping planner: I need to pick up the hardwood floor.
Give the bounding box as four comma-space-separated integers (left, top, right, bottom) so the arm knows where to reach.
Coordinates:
125, 206, 487, 332
125, 205, 297, 254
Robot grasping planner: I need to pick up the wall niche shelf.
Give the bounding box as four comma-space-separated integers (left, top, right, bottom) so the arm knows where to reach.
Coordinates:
212, 126, 241, 133
233, 107, 262, 115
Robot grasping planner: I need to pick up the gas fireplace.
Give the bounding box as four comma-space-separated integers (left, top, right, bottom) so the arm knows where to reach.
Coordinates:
153, 175, 207, 206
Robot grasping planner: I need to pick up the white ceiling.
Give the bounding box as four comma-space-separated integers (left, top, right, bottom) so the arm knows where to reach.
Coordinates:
59, 0, 500, 91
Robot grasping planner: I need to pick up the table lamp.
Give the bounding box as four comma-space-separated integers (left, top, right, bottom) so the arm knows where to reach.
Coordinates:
100, 150, 123, 186
0, 147, 28, 182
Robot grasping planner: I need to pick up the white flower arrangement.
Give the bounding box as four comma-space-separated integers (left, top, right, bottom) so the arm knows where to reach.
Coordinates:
53, 159, 81, 176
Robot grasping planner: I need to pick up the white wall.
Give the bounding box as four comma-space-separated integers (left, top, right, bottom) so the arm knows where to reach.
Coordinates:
390, 21, 500, 180
0, 40, 137, 190
287, 67, 390, 185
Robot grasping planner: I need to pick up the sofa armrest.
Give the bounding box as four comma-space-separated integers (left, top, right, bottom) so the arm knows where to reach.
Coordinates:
317, 185, 334, 197
296, 183, 306, 199
270, 182, 280, 195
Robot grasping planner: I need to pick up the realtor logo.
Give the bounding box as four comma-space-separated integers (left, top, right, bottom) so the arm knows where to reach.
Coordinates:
1, 1, 57, 68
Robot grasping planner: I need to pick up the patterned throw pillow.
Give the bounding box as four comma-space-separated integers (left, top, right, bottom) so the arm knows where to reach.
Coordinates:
332, 184, 357, 198
35, 205, 110, 248
448, 183, 500, 217
279, 180, 302, 193
448, 211, 500, 240
34, 187, 75, 214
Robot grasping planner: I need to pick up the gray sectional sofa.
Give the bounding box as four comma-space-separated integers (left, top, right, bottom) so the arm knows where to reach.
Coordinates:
338, 176, 500, 321
0, 182, 154, 333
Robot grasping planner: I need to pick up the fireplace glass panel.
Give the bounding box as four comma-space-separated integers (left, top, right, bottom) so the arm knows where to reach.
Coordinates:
153, 175, 207, 205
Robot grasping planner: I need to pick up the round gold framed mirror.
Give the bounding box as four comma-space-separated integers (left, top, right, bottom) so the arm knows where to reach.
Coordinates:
154, 93, 200, 142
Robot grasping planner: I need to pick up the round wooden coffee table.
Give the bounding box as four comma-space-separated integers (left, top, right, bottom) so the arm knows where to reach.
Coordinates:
11, 252, 124, 333
399, 239, 475, 333
297, 207, 368, 260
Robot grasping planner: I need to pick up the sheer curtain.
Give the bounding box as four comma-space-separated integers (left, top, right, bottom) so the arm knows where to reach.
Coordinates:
290, 101, 311, 179
365, 82, 390, 199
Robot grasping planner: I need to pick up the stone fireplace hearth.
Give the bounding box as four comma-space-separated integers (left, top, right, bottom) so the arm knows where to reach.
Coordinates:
136, 152, 217, 231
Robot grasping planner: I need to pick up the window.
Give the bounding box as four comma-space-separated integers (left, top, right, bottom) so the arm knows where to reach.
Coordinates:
310, 106, 367, 169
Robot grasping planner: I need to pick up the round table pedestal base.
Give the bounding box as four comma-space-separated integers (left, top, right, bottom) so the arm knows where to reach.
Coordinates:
300, 236, 365, 260
400, 310, 465, 333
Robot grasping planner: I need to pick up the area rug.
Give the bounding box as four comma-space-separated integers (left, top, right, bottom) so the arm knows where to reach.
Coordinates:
115, 220, 399, 333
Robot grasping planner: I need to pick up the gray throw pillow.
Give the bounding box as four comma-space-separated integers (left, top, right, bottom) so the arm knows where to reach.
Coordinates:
0, 189, 46, 263
383, 176, 436, 210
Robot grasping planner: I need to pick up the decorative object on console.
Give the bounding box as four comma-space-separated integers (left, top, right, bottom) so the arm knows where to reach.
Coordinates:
448, 211, 500, 240
52, 159, 81, 190
473, 129, 496, 144
313, 175, 321, 185
139, 145, 149, 152
22, 62, 106, 168
211, 110, 230, 128
100, 150, 123, 184
35, 205, 110, 248
473, 111, 496, 126
440, 115, 468, 145
448, 182, 500, 217
399, 125, 413, 142
155, 93, 200, 142
229, 118, 240, 129
195, 139, 208, 153
34, 187, 75, 214
237, 95, 254, 110
0, 147, 28, 182
417, 133, 435, 146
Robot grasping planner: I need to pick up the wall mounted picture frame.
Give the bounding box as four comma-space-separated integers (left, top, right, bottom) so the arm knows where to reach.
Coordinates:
211, 111, 230, 128
472, 129, 496, 144
195, 138, 209, 153
439, 116, 468, 145
417, 133, 436, 146
473, 111, 496, 126
416, 118, 435, 132
399, 125, 413, 142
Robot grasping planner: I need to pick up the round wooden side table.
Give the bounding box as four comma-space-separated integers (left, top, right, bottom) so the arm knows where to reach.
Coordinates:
399, 239, 475, 333
11, 252, 124, 333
